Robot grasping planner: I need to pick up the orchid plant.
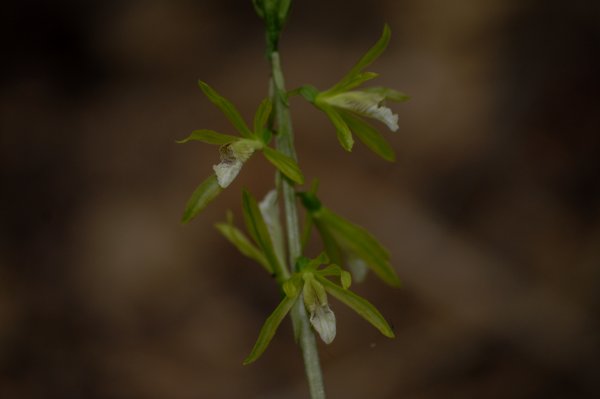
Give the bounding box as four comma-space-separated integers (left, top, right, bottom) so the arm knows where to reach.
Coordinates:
179, 1, 408, 397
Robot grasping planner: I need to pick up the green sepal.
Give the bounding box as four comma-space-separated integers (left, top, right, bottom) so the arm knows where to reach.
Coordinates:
297, 192, 322, 212
319, 104, 354, 151
333, 71, 379, 92
300, 210, 313, 251
198, 81, 253, 138
253, 98, 273, 135
316, 275, 395, 338
296, 252, 328, 273
362, 87, 410, 102
329, 24, 391, 94
341, 112, 396, 162
215, 216, 272, 274
177, 129, 239, 145
263, 146, 305, 184
315, 207, 400, 287
277, 0, 292, 25
181, 175, 223, 223
260, 128, 273, 145
241, 190, 284, 279
311, 217, 344, 267
243, 293, 298, 365
283, 275, 302, 298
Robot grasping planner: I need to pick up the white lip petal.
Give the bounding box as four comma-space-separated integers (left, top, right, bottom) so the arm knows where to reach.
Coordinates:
323, 91, 399, 132
310, 305, 337, 344
366, 104, 399, 131
213, 159, 243, 188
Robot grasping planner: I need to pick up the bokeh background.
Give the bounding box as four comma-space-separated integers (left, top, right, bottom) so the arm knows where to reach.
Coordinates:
1, 0, 599, 398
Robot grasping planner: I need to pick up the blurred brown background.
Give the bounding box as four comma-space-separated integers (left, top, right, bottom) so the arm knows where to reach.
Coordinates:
1, 0, 599, 398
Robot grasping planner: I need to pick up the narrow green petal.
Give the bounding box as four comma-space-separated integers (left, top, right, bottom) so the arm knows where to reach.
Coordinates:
313, 219, 344, 266
242, 190, 285, 280
176, 129, 239, 145
198, 81, 253, 138
215, 222, 272, 274
181, 175, 223, 223
316, 208, 401, 287
341, 112, 396, 162
317, 276, 395, 338
300, 210, 314, 252
329, 24, 391, 93
277, 0, 292, 25
253, 98, 273, 135
362, 87, 410, 102
263, 146, 305, 184
333, 71, 379, 93
320, 105, 354, 151
243, 294, 298, 365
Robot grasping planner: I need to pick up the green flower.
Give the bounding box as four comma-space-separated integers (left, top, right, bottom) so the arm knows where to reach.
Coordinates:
299, 24, 408, 160
243, 253, 395, 365
178, 81, 304, 223
213, 138, 262, 188
299, 190, 401, 287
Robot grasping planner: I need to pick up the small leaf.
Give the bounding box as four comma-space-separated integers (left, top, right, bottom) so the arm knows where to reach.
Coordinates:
319, 105, 354, 151
317, 276, 395, 338
329, 24, 391, 93
215, 222, 272, 274
243, 294, 298, 365
181, 175, 223, 223
254, 98, 273, 135
242, 190, 285, 280
263, 146, 305, 184
177, 129, 239, 145
198, 81, 253, 138
341, 112, 396, 162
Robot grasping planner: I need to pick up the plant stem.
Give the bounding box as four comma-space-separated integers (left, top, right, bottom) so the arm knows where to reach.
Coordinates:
269, 51, 327, 399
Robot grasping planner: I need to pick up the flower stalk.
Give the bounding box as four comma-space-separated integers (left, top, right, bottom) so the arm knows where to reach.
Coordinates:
269, 50, 327, 399
179, 3, 405, 397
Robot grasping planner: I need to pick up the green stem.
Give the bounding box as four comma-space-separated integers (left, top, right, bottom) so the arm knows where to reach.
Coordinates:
269, 51, 326, 399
